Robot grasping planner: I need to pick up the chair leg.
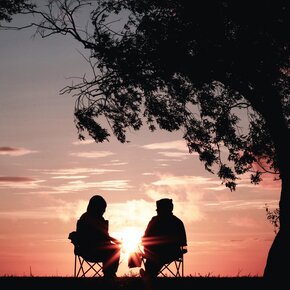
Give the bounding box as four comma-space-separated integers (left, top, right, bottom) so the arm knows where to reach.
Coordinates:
159, 263, 175, 277
174, 260, 181, 277
158, 258, 184, 277
181, 255, 184, 277
88, 262, 103, 277
77, 255, 85, 277
75, 255, 103, 277
141, 253, 184, 277
74, 254, 77, 277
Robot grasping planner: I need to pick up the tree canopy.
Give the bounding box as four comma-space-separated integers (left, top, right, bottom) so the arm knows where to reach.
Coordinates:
20, 0, 289, 192
0, 0, 34, 23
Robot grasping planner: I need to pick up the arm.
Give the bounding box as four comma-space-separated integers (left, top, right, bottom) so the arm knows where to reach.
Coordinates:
109, 235, 122, 245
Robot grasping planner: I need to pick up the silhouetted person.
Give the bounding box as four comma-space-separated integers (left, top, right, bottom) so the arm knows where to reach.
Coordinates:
75, 195, 121, 278
140, 198, 187, 278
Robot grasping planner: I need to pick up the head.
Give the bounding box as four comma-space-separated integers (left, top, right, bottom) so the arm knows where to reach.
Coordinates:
87, 195, 107, 216
156, 198, 173, 215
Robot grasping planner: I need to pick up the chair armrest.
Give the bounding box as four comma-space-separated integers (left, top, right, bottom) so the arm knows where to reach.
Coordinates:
68, 231, 78, 245
181, 246, 188, 254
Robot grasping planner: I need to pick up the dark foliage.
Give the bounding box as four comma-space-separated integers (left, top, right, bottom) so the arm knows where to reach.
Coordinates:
265, 204, 280, 234
21, 0, 288, 191
0, 0, 34, 22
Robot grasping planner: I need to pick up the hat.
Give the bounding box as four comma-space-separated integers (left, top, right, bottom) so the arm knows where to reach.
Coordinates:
156, 198, 173, 211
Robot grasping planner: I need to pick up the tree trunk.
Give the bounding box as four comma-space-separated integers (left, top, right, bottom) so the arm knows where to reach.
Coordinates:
263, 148, 290, 284
261, 90, 290, 284
263, 179, 290, 285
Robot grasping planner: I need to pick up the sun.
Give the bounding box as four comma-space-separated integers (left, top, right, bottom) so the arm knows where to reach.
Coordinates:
115, 227, 143, 254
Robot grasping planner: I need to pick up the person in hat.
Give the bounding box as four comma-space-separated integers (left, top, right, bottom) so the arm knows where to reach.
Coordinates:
75, 195, 122, 278
140, 198, 187, 278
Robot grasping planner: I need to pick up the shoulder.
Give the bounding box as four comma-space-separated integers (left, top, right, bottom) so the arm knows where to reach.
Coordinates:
172, 215, 184, 224
77, 213, 86, 222
147, 215, 158, 224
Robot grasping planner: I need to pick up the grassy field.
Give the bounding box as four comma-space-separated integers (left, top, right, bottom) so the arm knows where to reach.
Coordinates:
0, 276, 265, 290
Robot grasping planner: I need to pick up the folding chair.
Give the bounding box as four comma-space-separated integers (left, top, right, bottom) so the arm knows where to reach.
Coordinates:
68, 231, 104, 277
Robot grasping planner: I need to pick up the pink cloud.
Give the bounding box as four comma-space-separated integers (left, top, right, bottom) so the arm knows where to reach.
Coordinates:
0, 146, 38, 156
0, 176, 44, 189
0, 176, 35, 182
69, 151, 115, 158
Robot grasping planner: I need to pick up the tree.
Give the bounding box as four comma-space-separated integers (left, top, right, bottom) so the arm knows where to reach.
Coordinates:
0, 0, 34, 23
13, 0, 289, 283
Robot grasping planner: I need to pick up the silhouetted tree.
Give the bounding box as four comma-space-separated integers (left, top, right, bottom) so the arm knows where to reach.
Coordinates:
11, 0, 289, 283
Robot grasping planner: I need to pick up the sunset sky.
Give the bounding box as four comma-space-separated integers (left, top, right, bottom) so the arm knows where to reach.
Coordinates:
0, 10, 280, 277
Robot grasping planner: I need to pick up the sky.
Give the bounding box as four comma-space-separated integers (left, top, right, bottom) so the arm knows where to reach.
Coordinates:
0, 8, 281, 278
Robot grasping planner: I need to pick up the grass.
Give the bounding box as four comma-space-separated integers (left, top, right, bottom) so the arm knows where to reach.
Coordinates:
0, 276, 265, 290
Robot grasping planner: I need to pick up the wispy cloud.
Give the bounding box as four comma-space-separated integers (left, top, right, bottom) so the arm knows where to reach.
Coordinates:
158, 151, 189, 159
54, 179, 132, 193
151, 174, 217, 186
0, 146, 38, 156
0, 199, 88, 222
142, 140, 198, 162
0, 176, 44, 188
72, 140, 95, 145
203, 172, 275, 191
51, 175, 88, 179
205, 200, 270, 211
69, 151, 115, 158
142, 140, 188, 151
228, 216, 259, 228
39, 167, 122, 177
104, 160, 128, 166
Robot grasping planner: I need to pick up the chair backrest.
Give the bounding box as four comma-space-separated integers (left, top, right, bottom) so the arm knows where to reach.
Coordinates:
68, 231, 83, 256
68, 231, 104, 277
